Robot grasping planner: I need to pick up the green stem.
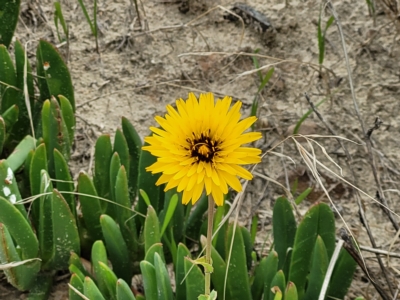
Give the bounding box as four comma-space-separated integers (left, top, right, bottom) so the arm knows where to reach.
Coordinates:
205, 194, 214, 296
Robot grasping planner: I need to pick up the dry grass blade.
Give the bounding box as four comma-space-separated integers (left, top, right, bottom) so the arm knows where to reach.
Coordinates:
0, 258, 41, 270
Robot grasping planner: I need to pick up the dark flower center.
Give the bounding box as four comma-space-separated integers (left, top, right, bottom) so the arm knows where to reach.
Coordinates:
186, 132, 219, 163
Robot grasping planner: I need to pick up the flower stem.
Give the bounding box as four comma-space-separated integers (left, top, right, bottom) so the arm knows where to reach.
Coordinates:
205, 194, 214, 296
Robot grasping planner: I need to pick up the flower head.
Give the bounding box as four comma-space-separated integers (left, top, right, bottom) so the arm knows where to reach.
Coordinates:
143, 92, 262, 206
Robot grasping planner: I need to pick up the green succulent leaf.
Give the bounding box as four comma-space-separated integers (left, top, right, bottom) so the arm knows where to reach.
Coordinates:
2, 104, 19, 133
116, 278, 137, 300
327, 247, 357, 299
285, 282, 298, 300
175, 243, 190, 300
154, 252, 173, 300
144, 243, 164, 266
269, 270, 286, 300
184, 252, 205, 300
50, 189, 80, 269
0, 118, 5, 154
100, 214, 132, 284
303, 236, 329, 299
0, 159, 27, 219
14, 40, 35, 142
0, 223, 40, 290
6, 135, 35, 172
273, 197, 296, 275
121, 116, 142, 201
114, 128, 130, 178
54, 148, 76, 218
140, 260, 157, 300
261, 250, 279, 300
78, 172, 103, 241
58, 94, 75, 146
69, 251, 90, 279
93, 134, 112, 200
98, 261, 118, 300
0, 45, 18, 114
144, 205, 161, 255
91, 240, 108, 294
160, 193, 178, 237
0, 0, 21, 48
36, 40, 75, 110
84, 276, 106, 300
225, 223, 252, 300
69, 273, 84, 300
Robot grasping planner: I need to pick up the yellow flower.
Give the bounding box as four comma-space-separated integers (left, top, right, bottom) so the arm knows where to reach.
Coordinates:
143, 92, 262, 206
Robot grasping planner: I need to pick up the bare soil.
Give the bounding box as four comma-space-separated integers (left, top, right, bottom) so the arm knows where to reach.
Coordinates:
2, 0, 400, 299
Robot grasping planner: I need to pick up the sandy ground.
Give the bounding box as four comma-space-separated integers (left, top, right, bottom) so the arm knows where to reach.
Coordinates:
2, 0, 400, 298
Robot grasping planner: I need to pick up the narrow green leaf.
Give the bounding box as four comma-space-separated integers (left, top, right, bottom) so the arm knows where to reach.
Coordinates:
184, 252, 204, 300
100, 214, 132, 284
14, 40, 35, 142
294, 187, 312, 205
327, 248, 357, 299
144, 243, 164, 266
285, 282, 298, 300
140, 260, 157, 300
175, 243, 190, 300
36, 40, 75, 110
138, 144, 163, 215
38, 170, 54, 268
116, 278, 136, 300
58, 94, 75, 147
160, 193, 178, 237
93, 134, 112, 200
2, 104, 19, 132
91, 240, 108, 296
0, 45, 18, 114
54, 148, 76, 218
69, 273, 84, 300
269, 270, 286, 300
69, 251, 90, 279
54, 2, 69, 43
262, 251, 279, 300
121, 116, 142, 201
144, 206, 161, 254
0, 0, 21, 48
288, 208, 318, 298
0, 196, 38, 259
225, 223, 252, 299
0, 223, 40, 290
84, 276, 106, 300
0, 118, 5, 154
273, 197, 296, 275
51, 189, 80, 269
98, 261, 118, 300
114, 128, 130, 177
0, 159, 27, 219
184, 194, 208, 242
303, 236, 329, 299
317, 203, 336, 259
6, 135, 35, 172
153, 252, 173, 300
78, 172, 103, 241
108, 152, 121, 216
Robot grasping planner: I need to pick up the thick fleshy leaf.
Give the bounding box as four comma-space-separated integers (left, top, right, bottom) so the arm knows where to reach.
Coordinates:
122, 116, 142, 201
93, 134, 112, 201
0, 221, 40, 291
154, 252, 173, 300
98, 261, 118, 300
92, 240, 109, 298
327, 248, 357, 299
140, 261, 157, 300
285, 282, 298, 300
303, 236, 329, 299
0, 159, 27, 219
100, 214, 132, 284
144, 243, 164, 266
269, 270, 286, 300
36, 40, 75, 110
183, 249, 204, 300
13, 40, 35, 143
0, 45, 18, 114
58, 95, 75, 146
114, 128, 130, 178
0, 0, 21, 48
78, 172, 103, 241
6, 135, 35, 172
116, 278, 136, 300
225, 223, 252, 299
84, 276, 106, 300
69, 273, 84, 300
50, 189, 80, 269
54, 148, 76, 218
273, 197, 296, 276
144, 206, 161, 254
262, 251, 279, 300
